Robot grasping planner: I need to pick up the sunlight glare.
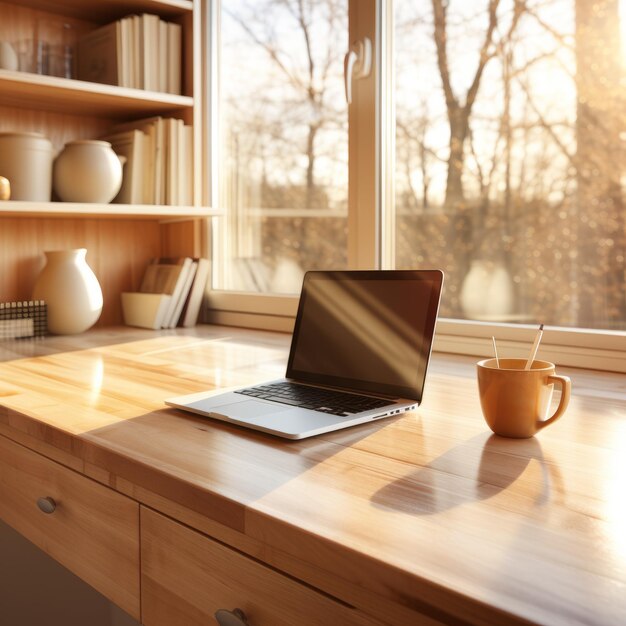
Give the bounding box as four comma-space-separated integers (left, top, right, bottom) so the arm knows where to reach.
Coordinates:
88, 355, 104, 404
604, 419, 626, 560
620, 0, 626, 60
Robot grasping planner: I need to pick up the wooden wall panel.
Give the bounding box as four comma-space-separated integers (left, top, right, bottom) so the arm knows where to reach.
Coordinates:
0, 3, 110, 148
160, 220, 203, 259
0, 105, 112, 155
0, 218, 162, 325
0, 1, 93, 44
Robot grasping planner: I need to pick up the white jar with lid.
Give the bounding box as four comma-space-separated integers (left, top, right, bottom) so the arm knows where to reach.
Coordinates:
0, 131, 54, 201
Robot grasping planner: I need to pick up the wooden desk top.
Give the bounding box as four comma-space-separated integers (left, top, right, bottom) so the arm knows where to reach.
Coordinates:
0, 326, 625, 626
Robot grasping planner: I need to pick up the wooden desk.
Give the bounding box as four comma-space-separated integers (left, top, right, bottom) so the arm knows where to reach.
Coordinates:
0, 326, 624, 625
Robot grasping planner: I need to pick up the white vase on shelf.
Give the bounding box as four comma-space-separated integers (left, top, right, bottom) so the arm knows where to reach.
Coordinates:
53, 140, 125, 203
32, 249, 103, 335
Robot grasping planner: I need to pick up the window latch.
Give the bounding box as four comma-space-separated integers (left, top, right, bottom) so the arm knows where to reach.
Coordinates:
344, 37, 372, 104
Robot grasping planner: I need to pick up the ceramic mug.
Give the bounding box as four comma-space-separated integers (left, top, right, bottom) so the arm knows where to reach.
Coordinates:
476, 358, 571, 438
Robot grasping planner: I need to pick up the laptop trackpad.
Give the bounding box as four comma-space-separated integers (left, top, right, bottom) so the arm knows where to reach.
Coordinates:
191, 399, 291, 420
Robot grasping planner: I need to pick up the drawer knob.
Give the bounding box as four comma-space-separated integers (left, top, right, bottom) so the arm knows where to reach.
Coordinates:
36, 496, 57, 514
215, 608, 249, 626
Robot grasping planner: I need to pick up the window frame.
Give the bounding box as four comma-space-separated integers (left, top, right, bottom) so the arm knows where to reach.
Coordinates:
202, 0, 626, 374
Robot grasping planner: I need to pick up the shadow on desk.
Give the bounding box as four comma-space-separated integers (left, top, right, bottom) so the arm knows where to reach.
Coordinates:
371, 433, 565, 516
74, 407, 393, 531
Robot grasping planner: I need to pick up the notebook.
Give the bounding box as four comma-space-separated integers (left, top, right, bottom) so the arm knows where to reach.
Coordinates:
166, 269, 444, 439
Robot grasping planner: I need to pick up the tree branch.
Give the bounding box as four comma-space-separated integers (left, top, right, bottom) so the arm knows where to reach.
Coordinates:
465, 0, 502, 111
431, 0, 458, 111
224, 5, 307, 92
515, 75, 577, 169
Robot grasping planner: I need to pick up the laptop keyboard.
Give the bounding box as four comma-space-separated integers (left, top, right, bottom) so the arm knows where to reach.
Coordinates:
235, 382, 393, 417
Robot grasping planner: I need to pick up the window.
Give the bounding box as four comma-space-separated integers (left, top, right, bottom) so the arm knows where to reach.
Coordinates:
213, 0, 350, 295
205, 0, 626, 370
393, 0, 625, 333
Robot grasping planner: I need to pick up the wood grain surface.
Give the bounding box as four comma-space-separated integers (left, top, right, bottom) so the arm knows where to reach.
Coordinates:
0, 325, 625, 625
0, 434, 140, 619
141, 506, 385, 626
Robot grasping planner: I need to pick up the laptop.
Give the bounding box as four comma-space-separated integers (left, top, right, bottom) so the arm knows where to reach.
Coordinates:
166, 269, 444, 439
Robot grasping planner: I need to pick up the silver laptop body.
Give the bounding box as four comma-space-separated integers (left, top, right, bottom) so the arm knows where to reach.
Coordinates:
166, 269, 444, 439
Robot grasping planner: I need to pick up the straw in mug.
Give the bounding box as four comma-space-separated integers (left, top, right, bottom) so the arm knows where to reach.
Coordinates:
491, 336, 500, 368
525, 324, 544, 370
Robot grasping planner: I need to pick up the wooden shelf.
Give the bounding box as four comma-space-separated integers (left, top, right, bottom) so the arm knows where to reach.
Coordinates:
0, 0, 205, 325
0, 71, 194, 118
0, 201, 222, 222
16, 0, 193, 22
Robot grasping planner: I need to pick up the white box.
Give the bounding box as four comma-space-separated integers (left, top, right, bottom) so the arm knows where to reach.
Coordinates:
121, 292, 171, 329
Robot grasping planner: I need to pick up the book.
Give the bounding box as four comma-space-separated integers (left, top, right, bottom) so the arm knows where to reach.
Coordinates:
141, 123, 155, 204
110, 115, 190, 206
115, 21, 126, 87
79, 14, 179, 93
180, 258, 210, 327
167, 261, 197, 327
132, 15, 142, 89
178, 120, 193, 206
142, 14, 160, 91
158, 19, 168, 92
153, 117, 165, 204
165, 117, 179, 205
176, 118, 184, 205
142, 257, 193, 327
112, 116, 164, 204
167, 21, 182, 95
139, 263, 184, 295
101, 129, 145, 204
120, 17, 133, 88
77, 22, 120, 86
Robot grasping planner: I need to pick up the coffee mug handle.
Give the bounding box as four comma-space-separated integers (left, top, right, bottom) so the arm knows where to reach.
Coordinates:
537, 375, 571, 430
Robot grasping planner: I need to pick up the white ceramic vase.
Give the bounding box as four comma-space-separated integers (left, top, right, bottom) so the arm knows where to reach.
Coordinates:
53, 140, 124, 203
32, 249, 103, 335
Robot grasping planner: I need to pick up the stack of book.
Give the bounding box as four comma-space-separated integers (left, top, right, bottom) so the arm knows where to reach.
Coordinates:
102, 116, 193, 205
77, 13, 182, 94
121, 257, 210, 330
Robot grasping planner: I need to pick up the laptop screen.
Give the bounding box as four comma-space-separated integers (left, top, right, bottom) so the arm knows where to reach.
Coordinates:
286, 270, 443, 401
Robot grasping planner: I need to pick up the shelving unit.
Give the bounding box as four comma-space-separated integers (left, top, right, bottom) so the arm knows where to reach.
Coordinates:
0, 69, 194, 117
17, 0, 194, 22
0, 0, 209, 326
0, 201, 220, 221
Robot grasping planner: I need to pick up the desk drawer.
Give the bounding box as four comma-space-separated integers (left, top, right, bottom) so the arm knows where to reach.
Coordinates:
0, 435, 140, 620
141, 507, 383, 626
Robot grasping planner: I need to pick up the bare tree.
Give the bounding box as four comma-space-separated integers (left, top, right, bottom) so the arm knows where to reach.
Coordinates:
226, 0, 346, 209
396, 104, 436, 212
431, 0, 524, 207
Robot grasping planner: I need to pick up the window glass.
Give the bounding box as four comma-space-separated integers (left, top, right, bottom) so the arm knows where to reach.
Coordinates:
215, 0, 348, 294
394, 0, 625, 331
